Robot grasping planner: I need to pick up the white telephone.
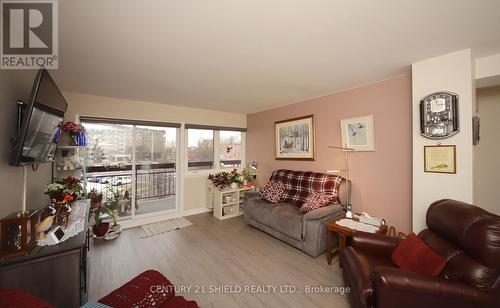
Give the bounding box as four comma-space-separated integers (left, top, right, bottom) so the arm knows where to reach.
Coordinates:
356, 212, 386, 227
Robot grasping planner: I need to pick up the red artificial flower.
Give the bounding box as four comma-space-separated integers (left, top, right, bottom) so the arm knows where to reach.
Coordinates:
63, 195, 74, 203
61, 122, 86, 133
90, 202, 103, 213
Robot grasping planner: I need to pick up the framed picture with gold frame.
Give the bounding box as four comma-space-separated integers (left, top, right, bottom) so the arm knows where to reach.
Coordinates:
275, 115, 315, 160
424, 145, 456, 174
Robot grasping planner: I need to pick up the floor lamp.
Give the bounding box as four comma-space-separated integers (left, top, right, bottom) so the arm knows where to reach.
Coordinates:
327, 146, 354, 218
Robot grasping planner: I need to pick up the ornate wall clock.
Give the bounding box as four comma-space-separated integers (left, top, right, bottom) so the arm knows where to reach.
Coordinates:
419, 92, 459, 139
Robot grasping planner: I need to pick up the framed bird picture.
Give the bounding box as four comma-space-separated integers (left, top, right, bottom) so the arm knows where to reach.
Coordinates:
340, 115, 375, 151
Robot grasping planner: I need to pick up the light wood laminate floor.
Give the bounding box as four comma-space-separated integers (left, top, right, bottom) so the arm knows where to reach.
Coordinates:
89, 213, 349, 308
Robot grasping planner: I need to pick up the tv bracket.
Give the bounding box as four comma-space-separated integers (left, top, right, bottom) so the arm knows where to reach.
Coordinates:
10, 100, 26, 146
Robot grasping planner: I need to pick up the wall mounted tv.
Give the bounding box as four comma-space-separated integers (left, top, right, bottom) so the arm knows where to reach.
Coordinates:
10, 69, 68, 166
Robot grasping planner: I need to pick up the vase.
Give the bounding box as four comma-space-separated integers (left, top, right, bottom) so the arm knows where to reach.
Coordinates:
93, 222, 110, 238
231, 182, 238, 189
67, 134, 77, 146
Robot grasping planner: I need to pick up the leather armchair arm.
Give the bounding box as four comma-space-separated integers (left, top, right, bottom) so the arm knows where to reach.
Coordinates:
373, 266, 498, 308
347, 232, 400, 258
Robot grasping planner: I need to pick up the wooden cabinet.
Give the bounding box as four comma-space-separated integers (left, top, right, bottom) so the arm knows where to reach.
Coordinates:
0, 214, 90, 307
213, 186, 254, 220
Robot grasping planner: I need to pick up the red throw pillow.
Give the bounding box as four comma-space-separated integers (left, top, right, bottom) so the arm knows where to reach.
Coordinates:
0, 289, 54, 308
99, 270, 175, 307
259, 181, 286, 203
391, 233, 446, 276
300, 192, 335, 213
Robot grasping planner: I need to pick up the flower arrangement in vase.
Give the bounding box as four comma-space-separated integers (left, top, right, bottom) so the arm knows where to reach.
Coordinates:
45, 176, 84, 202
241, 168, 256, 187
89, 203, 110, 237
88, 189, 111, 237
60, 122, 87, 146
229, 169, 244, 188
45, 176, 84, 227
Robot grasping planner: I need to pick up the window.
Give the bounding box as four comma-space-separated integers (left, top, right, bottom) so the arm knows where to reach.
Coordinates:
82, 119, 180, 220
135, 126, 177, 165
220, 130, 242, 168
187, 129, 214, 170
186, 125, 245, 173
85, 123, 133, 167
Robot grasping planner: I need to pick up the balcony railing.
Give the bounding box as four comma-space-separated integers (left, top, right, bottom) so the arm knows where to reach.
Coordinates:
86, 163, 176, 204
136, 168, 175, 200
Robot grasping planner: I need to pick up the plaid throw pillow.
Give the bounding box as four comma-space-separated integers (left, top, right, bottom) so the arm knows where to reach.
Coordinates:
300, 192, 335, 213
259, 181, 286, 203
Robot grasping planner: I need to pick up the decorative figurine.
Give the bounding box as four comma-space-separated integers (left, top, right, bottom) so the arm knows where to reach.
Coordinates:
36, 206, 56, 241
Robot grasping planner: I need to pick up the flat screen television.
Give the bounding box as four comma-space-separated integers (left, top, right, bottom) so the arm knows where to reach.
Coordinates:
10, 69, 68, 166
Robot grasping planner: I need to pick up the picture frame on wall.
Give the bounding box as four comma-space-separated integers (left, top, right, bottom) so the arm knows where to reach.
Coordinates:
424, 145, 456, 174
275, 115, 315, 160
340, 115, 375, 151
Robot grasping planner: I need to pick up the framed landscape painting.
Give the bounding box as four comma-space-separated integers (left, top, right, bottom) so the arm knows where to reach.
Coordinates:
340, 115, 375, 151
275, 115, 315, 160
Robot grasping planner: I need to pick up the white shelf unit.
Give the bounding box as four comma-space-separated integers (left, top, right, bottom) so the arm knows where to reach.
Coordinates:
213, 186, 255, 220
53, 146, 88, 183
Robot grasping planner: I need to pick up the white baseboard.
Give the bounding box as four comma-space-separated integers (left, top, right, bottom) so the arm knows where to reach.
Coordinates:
119, 207, 211, 229
182, 207, 211, 217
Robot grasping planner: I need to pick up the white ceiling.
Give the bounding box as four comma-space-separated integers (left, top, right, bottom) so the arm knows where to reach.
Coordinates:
53, 0, 500, 114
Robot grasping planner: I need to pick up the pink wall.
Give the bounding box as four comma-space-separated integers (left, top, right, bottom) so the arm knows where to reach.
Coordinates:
246, 75, 412, 233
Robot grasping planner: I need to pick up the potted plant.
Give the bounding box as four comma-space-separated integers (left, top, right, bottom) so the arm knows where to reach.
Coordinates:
108, 209, 121, 234
88, 189, 110, 237
208, 172, 231, 190
45, 176, 84, 226
88, 188, 103, 205
90, 202, 110, 238
46, 176, 84, 202
241, 168, 256, 187
229, 169, 243, 188
108, 187, 131, 216
45, 183, 66, 202
57, 176, 84, 200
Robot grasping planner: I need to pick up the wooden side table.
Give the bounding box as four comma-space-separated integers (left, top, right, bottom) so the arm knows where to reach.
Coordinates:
327, 215, 388, 267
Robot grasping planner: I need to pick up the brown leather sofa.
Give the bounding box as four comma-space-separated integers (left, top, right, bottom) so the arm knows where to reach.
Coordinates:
342, 199, 500, 308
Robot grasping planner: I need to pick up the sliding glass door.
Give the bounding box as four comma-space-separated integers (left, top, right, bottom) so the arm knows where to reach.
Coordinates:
134, 125, 177, 215
83, 121, 178, 221
85, 122, 134, 219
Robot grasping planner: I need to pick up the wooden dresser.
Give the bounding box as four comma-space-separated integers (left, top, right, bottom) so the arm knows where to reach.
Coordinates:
0, 206, 90, 308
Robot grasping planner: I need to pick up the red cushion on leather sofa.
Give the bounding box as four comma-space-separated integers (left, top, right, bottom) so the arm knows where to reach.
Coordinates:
391, 233, 446, 276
